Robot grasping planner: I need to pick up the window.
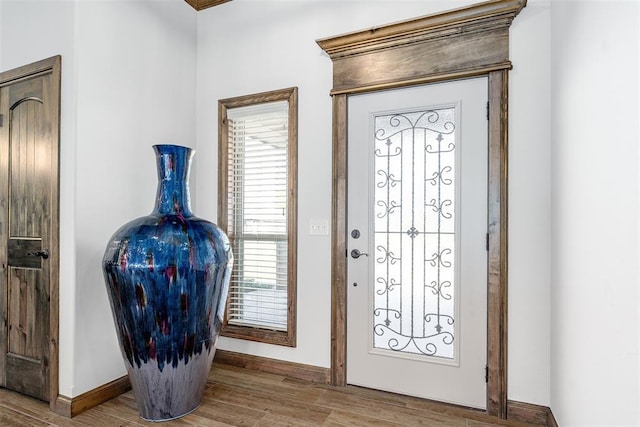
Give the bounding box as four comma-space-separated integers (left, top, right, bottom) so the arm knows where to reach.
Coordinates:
218, 87, 297, 346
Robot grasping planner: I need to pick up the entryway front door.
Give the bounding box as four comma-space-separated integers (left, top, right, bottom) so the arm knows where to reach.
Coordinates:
0, 58, 60, 402
346, 77, 488, 409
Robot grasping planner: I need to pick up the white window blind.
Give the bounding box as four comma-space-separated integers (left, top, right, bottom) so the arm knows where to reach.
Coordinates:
226, 101, 289, 331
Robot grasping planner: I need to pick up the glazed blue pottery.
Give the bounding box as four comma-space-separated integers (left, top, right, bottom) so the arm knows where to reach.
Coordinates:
102, 144, 232, 421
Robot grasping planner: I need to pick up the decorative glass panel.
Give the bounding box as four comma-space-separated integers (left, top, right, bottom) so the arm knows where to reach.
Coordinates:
373, 107, 457, 360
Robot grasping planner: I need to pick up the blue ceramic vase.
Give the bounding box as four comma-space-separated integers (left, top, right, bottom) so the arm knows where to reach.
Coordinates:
102, 145, 232, 421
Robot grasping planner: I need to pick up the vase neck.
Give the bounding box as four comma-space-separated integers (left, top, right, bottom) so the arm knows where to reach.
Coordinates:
153, 145, 193, 217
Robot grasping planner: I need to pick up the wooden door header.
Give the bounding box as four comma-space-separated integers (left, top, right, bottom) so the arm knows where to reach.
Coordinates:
316, 0, 526, 94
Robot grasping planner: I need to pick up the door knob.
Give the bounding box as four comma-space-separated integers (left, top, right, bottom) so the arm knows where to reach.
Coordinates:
27, 249, 49, 260
350, 249, 368, 259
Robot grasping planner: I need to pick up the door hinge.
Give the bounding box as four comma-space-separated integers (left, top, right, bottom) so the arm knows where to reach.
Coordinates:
486, 101, 489, 120
0, 114, 3, 127
485, 233, 489, 251
485, 365, 489, 383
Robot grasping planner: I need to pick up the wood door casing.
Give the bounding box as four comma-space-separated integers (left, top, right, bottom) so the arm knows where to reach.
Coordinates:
317, 0, 526, 418
0, 56, 60, 404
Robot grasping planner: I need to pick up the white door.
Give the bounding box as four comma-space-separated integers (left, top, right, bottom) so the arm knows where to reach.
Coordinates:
346, 77, 488, 409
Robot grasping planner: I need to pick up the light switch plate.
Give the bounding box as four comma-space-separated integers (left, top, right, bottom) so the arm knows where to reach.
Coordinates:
309, 219, 329, 236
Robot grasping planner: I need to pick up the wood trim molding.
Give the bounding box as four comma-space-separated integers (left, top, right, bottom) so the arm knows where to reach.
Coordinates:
486, 69, 509, 418
330, 94, 348, 387
53, 376, 131, 418
317, 0, 525, 57
507, 400, 558, 427
53, 395, 71, 418
218, 87, 298, 348
317, 0, 526, 94
184, 0, 232, 12
317, 0, 526, 419
214, 349, 331, 384
507, 400, 548, 425
49, 55, 62, 415
547, 407, 559, 427
327, 63, 513, 96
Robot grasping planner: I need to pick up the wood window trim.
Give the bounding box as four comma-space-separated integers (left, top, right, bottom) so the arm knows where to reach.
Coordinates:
0, 55, 61, 411
316, 0, 526, 419
217, 87, 298, 347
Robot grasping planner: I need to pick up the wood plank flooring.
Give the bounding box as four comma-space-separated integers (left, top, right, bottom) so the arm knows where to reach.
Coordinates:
0, 363, 541, 426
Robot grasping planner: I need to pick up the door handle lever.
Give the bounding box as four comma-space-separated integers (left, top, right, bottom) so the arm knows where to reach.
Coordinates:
27, 249, 49, 260
350, 249, 368, 259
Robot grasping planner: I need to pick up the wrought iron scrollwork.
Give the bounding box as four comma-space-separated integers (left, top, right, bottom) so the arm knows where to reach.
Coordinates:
372, 107, 457, 359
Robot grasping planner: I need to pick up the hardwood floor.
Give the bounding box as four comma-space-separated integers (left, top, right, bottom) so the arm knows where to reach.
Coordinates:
0, 363, 541, 426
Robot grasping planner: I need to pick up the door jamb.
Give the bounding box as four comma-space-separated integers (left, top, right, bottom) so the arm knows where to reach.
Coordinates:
0, 55, 61, 410
317, 0, 525, 419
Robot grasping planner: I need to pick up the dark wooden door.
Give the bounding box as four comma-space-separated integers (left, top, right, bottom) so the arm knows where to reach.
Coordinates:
0, 61, 59, 402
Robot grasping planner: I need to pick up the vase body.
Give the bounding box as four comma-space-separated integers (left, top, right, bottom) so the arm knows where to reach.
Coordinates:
102, 145, 232, 421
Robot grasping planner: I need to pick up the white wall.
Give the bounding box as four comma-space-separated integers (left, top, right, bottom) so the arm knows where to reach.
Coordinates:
550, 2, 640, 426
0, 0, 79, 398
508, 0, 551, 405
72, 0, 197, 396
0, 0, 197, 397
195, 0, 552, 406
